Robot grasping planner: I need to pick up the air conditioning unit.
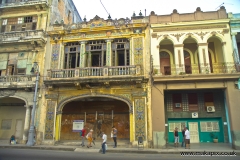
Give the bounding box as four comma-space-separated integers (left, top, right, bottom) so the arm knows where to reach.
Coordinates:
207, 106, 215, 112
175, 103, 181, 108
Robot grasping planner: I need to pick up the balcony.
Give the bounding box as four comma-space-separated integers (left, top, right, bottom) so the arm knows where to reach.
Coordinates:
153, 62, 240, 82
0, 75, 36, 89
0, 0, 48, 9
0, 30, 45, 44
45, 65, 143, 85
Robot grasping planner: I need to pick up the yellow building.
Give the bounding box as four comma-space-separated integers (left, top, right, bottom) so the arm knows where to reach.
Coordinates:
150, 7, 240, 149
43, 13, 152, 146
0, 0, 81, 144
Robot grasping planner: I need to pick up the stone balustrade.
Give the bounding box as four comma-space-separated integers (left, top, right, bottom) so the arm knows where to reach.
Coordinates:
0, 30, 45, 42
153, 62, 240, 76
47, 65, 141, 79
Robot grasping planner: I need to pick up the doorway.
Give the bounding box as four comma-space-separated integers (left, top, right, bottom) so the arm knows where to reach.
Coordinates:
189, 122, 199, 143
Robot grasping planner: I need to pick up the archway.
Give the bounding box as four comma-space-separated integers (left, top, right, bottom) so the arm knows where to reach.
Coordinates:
0, 97, 26, 140
159, 39, 174, 75
183, 37, 198, 74
60, 97, 130, 141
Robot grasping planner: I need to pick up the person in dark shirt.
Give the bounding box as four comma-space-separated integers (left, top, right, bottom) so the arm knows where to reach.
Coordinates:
181, 128, 185, 147
174, 127, 179, 147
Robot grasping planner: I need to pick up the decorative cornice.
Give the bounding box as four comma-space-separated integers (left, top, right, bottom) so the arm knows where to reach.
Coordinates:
171, 33, 184, 42
152, 25, 227, 32
195, 31, 208, 40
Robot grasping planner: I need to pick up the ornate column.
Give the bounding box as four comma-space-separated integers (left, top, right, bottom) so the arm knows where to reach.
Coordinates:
79, 41, 87, 67
23, 105, 31, 141
105, 39, 113, 66
231, 32, 239, 64
198, 43, 210, 73
174, 44, 185, 74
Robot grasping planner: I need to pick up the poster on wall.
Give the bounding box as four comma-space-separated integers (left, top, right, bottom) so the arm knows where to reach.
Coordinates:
72, 120, 84, 132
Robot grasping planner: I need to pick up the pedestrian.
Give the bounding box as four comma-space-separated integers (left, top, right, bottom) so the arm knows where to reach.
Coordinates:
112, 126, 117, 148
87, 129, 93, 148
101, 131, 107, 154
184, 127, 190, 149
9, 135, 16, 145
80, 125, 86, 147
173, 127, 179, 147
181, 127, 185, 147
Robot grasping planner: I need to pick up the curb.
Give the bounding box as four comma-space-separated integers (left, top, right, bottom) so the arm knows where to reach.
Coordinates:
0, 146, 76, 151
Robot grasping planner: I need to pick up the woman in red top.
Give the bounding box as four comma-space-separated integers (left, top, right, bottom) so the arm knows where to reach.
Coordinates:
81, 126, 86, 147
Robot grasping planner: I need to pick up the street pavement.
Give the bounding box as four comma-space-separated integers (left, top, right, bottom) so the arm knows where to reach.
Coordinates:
0, 148, 239, 160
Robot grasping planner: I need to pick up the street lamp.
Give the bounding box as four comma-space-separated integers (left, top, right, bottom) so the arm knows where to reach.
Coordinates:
26, 62, 39, 146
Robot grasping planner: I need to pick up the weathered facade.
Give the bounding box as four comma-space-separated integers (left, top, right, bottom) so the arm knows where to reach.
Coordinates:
43, 14, 152, 146
0, 0, 81, 144
150, 7, 240, 149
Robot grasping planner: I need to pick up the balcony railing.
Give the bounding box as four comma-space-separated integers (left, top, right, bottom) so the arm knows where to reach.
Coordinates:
0, 30, 45, 42
0, 0, 48, 8
154, 62, 240, 76
47, 66, 141, 79
0, 75, 34, 83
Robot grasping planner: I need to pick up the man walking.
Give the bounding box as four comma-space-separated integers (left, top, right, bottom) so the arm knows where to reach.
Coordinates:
102, 132, 107, 154
112, 126, 117, 148
80, 126, 86, 147
184, 127, 190, 149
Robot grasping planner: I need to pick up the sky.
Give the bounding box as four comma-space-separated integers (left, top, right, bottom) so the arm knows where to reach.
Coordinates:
72, 0, 240, 20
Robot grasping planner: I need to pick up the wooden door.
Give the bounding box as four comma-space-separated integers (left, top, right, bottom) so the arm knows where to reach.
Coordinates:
188, 122, 199, 143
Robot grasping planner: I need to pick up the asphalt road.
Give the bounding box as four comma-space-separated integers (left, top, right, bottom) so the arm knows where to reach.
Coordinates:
0, 149, 239, 160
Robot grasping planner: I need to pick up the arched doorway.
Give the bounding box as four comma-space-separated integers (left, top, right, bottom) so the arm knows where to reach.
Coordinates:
160, 51, 171, 75
60, 97, 130, 141
184, 51, 192, 74
159, 39, 174, 75
183, 37, 197, 74
208, 37, 223, 73
0, 97, 26, 140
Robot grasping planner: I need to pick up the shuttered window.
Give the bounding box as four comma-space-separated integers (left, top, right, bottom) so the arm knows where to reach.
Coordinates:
169, 122, 186, 132
200, 121, 219, 132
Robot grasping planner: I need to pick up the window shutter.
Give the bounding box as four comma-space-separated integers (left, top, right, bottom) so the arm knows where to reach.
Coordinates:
5, 25, 11, 32
16, 24, 22, 31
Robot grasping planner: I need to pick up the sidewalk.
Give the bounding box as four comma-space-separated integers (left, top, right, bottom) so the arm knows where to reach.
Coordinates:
0, 140, 239, 155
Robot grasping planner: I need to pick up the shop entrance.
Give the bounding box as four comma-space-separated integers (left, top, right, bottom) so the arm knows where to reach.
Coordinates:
60, 97, 130, 141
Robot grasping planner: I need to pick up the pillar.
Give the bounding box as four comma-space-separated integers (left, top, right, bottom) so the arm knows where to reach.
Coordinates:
37, 14, 42, 30
174, 44, 185, 74
79, 41, 87, 67
231, 33, 239, 64
0, 18, 2, 33
40, 13, 48, 30
151, 38, 160, 74
198, 43, 210, 73
23, 105, 31, 141
105, 39, 113, 66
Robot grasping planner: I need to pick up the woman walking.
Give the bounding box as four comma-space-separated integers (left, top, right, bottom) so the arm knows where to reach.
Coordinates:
87, 129, 93, 148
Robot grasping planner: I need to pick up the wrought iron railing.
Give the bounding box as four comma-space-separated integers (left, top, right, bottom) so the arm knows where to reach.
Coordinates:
0, 0, 48, 7
47, 66, 141, 79
153, 62, 240, 76
0, 75, 34, 83
0, 30, 45, 42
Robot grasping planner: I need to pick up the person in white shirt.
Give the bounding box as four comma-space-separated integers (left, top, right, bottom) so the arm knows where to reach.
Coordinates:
184, 127, 190, 149
102, 132, 107, 154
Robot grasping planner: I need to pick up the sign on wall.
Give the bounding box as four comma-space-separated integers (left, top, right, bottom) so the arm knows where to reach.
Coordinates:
72, 120, 84, 132
192, 112, 198, 118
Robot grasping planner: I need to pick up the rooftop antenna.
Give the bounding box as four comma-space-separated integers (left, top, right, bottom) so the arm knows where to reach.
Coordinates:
145, 9, 146, 17
215, 2, 224, 10
100, 0, 110, 16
